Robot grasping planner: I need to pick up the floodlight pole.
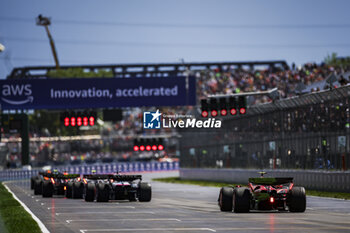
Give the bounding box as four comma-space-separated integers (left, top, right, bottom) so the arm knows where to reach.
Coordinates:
36, 15, 60, 70
45, 25, 60, 69
180, 58, 190, 105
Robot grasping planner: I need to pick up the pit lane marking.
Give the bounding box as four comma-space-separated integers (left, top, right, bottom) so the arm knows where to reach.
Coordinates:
56, 211, 155, 216
79, 228, 216, 232
66, 218, 181, 223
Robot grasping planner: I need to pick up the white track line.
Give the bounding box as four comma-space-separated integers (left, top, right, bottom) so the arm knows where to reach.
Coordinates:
308, 206, 350, 209
56, 211, 155, 216
66, 218, 181, 223
308, 195, 350, 201
80, 228, 216, 233
48, 206, 135, 210
3, 182, 50, 233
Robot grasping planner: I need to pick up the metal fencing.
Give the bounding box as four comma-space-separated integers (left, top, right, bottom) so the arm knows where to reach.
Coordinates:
0, 161, 179, 181
180, 168, 350, 192
180, 86, 350, 171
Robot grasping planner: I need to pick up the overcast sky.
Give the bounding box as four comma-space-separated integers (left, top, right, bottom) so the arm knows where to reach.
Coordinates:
1, 0, 350, 78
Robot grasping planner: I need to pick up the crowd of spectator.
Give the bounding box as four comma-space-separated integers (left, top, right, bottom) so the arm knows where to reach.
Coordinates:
229, 100, 350, 134
4, 61, 350, 168
197, 62, 349, 104
112, 62, 350, 136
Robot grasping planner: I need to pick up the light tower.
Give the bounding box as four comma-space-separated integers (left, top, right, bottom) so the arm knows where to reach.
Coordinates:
36, 14, 60, 69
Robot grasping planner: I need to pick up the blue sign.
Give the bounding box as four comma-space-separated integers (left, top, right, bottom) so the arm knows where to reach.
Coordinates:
0, 77, 196, 110
143, 109, 162, 129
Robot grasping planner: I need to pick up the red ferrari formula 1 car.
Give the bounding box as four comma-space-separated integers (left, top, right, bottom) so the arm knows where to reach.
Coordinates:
218, 172, 306, 213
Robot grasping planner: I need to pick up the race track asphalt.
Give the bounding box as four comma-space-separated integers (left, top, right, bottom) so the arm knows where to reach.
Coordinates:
5, 171, 350, 233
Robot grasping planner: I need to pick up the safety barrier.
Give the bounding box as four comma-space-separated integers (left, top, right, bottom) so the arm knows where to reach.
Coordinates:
180, 168, 350, 192
0, 161, 179, 181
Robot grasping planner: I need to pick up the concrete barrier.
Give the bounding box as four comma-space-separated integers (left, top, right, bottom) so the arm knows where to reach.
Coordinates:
180, 168, 350, 192
0, 161, 179, 181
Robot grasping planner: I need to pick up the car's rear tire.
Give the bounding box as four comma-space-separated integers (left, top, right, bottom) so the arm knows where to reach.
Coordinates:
138, 182, 152, 202
65, 181, 73, 198
96, 183, 109, 202
288, 186, 306, 212
42, 180, 54, 198
219, 187, 233, 211
31, 176, 39, 190
233, 187, 250, 213
85, 183, 95, 202
72, 181, 84, 199
34, 179, 42, 195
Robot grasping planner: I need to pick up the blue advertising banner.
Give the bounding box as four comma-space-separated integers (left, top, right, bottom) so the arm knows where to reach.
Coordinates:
0, 77, 196, 110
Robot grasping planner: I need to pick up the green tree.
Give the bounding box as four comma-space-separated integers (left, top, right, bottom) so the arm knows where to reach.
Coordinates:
47, 68, 113, 78
324, 53, 350, 68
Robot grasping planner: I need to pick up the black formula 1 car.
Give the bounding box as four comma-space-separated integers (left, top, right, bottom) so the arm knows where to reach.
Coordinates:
64, 176, 86, 199
32, 170, 80, 198
31, 174, 41, 190
81, 173, 152, 202
218, 172, 306, 213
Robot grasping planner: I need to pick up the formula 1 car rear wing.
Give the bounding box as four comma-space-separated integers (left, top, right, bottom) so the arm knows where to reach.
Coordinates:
83, 174, 142, 182
39, 172, 80, 179
248, 177, 293, 185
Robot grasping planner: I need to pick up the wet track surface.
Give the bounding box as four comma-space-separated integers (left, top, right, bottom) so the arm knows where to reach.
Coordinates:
5, 171, 350, 233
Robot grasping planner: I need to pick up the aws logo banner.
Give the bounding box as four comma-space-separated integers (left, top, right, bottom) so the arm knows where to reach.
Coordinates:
1, 83, 34, 106
0, 77, 196, 109
0, 77, 196, 110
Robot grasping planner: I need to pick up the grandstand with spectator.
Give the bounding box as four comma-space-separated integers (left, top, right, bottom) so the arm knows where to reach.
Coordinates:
2, 56, 350, 169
